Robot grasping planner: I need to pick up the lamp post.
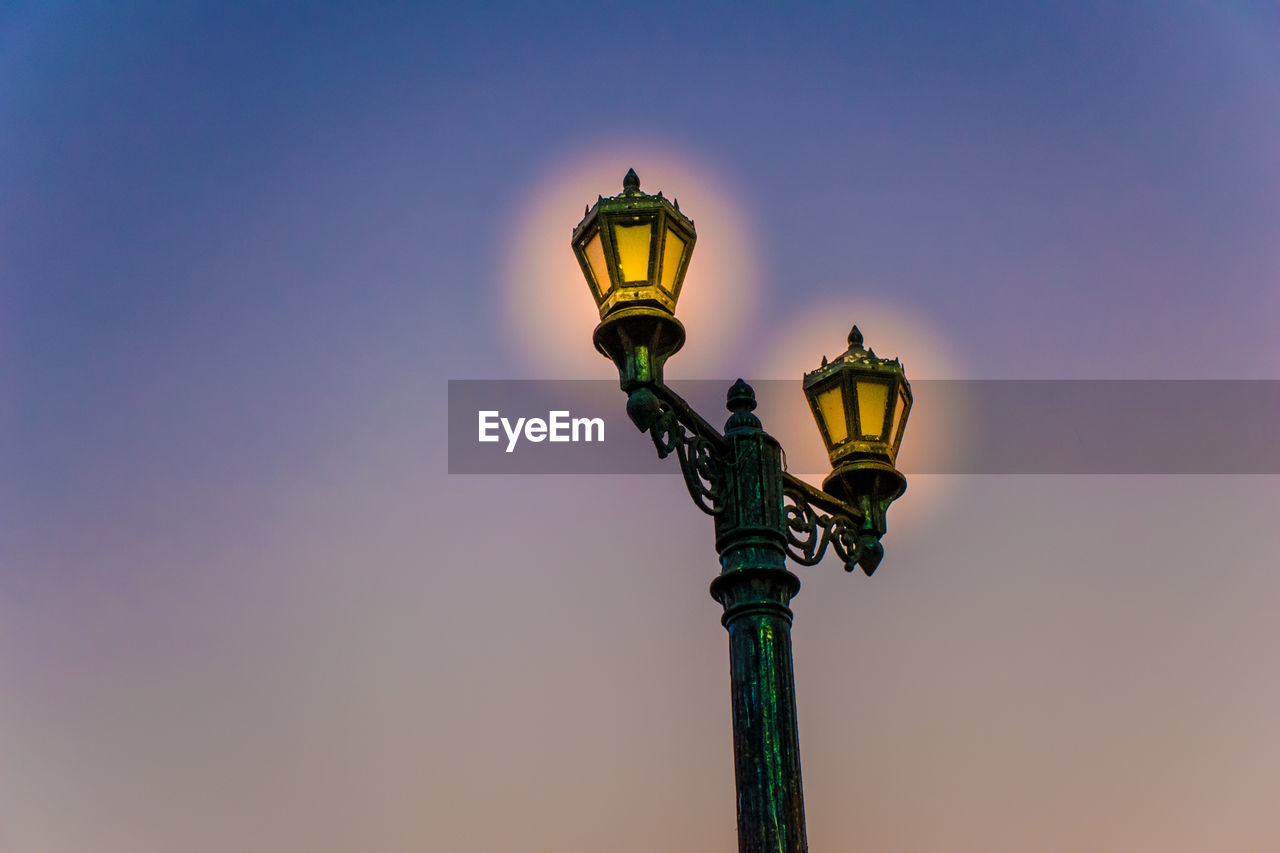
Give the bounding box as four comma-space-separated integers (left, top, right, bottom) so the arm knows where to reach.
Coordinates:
572, 170, 912, 853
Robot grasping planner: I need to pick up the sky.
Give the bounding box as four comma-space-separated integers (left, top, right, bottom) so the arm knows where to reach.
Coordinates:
2, 2, 1279, 851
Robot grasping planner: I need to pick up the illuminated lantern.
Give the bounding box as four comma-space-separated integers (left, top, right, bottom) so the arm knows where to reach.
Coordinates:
803, 325, 911, 507
572, 169, 696, 389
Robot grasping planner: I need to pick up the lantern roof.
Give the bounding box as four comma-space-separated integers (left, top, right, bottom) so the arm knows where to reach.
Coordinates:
572, 169, 694, 244
803, 325, 905, 388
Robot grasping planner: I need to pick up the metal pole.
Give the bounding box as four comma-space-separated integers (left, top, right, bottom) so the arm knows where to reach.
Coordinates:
709, 381, 809, 853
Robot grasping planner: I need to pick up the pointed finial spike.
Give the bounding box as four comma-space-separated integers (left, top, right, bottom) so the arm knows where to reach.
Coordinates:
623, 168, 640, 192
821, 355, 828, 367
848, 325, 864, 349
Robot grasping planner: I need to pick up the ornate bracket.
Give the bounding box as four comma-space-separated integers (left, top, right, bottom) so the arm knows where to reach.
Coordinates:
623, 382, 886, 573
646, 400, 723, 515
782, 474, 883, 576
626, 387, 726, 516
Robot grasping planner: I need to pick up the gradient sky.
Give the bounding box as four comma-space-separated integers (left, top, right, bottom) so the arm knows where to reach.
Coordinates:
2, 3, 1279, 851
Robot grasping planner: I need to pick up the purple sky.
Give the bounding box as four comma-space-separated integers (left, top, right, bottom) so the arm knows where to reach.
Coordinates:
2, 3, 1279, 851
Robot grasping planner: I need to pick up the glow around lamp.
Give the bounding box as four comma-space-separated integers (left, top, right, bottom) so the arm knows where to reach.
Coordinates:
572, 169, 696, 389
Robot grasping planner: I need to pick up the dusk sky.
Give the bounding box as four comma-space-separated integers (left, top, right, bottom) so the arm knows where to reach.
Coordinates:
2, 3, 1279, 851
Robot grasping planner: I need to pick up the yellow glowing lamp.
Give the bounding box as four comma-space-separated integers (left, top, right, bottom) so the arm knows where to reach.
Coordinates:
803, 325, 912, 503
572, 168, 697, 320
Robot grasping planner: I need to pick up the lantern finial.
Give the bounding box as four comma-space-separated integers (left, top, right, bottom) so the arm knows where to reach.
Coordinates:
623, 168, 640, 193
848, 325, 864, 349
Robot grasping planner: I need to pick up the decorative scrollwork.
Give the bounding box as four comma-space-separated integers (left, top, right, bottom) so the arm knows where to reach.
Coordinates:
644, 400, 723, 515
783, 482, 866, 573
623, 384, 890, 574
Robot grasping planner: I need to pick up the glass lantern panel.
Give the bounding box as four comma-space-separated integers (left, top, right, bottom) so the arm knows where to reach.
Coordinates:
890, 383, 909, 446
659, 227, 686, 294
614, 221, 653, 282
584, 232, 609, 299
816, 386, 848, 446
856, 380, 890, 440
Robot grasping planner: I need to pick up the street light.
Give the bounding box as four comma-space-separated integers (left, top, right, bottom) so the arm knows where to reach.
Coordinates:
571, 170, 911, 853
572, 167, 695, 390
802, 324, 912, 575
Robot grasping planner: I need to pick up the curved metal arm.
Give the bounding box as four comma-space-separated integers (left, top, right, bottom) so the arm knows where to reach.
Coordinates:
626, 386, 727, 516
648, 400, 724, 515
781, 473, 883, 576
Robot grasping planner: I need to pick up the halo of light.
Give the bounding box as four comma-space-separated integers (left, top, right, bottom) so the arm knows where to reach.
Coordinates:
747, 295, 970, 535
501, 144, 759, 379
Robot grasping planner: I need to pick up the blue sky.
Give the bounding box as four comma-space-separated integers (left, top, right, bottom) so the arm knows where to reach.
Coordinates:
2, 3, 1279, 850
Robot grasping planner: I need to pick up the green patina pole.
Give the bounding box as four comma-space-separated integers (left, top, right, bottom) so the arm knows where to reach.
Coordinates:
709, 381, 808, 853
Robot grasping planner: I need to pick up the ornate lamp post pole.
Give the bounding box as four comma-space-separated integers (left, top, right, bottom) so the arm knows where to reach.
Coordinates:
571, 171, 912, 853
